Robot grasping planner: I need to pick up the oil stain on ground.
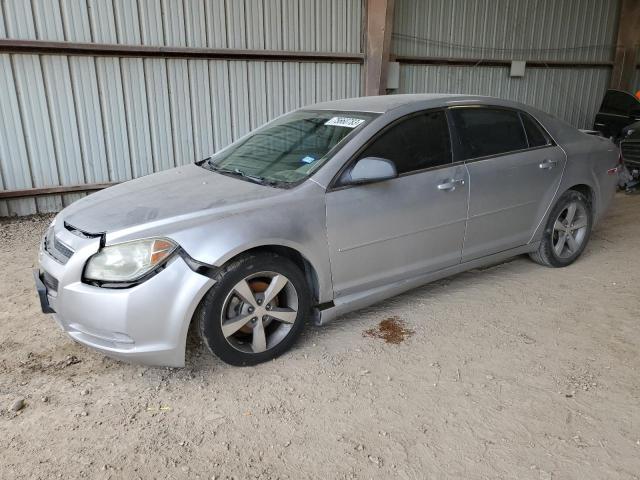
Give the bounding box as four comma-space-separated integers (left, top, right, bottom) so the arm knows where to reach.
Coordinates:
363, 316, 414, 344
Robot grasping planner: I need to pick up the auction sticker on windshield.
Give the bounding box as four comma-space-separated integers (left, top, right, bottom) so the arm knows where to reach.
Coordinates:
324, 117, 366, 128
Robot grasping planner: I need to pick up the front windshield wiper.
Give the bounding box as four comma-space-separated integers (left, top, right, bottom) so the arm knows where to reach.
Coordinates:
204, 161, 277, 186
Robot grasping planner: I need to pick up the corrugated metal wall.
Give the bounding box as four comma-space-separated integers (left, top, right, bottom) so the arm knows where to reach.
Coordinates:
393, 0, 621, 130
0, 0, 363, 216
0, 0, 362, 52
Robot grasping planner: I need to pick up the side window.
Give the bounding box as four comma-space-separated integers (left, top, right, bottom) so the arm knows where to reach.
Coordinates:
520, 113, 552, 148
450, 108, 527, 160
600, 90, 639, 116
357, 110, 452, 175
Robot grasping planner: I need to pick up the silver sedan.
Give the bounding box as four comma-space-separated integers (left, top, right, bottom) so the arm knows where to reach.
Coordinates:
35, 94, 619, 367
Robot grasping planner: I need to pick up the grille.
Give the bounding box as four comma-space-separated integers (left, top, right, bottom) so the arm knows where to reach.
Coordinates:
621, 141, 640, 165
42, 271, 59, 292
44, 229, 74, 264
54, 237, 74, 258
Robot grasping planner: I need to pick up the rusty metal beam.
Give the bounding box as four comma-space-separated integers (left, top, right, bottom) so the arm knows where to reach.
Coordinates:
394, 55, 614, 69
0, 39, 364, 64
611, 0, 640, 91
0, 183, 116, 200
364, 0, 395, 95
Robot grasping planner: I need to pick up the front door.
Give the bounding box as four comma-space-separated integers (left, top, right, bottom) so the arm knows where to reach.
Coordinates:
325, 110, 469, 298
448, 107, 566, 262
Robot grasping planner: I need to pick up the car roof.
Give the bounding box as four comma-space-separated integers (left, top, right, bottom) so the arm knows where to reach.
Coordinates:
303, 93, 479, 113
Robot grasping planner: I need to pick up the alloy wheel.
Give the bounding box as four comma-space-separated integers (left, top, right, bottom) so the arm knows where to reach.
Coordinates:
552, 201, 588, 259
220, 272, 299, 354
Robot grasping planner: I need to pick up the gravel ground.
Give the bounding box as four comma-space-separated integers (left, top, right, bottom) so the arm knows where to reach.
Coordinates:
1, 193, 639, 480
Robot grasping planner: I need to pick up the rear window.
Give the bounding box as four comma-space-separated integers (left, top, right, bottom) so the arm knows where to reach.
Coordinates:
450, 108, 528, 160
520, 113, 552, 148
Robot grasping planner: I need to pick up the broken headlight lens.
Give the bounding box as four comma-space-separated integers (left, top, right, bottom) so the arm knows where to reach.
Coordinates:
84, 238, 177, 282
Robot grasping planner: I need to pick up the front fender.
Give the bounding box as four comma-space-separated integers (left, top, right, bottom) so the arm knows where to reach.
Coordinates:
109, 182, 334, 304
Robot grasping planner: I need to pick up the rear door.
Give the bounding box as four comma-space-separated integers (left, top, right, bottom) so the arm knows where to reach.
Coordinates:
448, 106, 566, 262
325, 110, 469, 297
593, 89, 640, 139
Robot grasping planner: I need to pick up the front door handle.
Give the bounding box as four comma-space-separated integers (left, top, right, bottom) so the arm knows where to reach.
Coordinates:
437, 178, 465, 191
539, 158, 558, 170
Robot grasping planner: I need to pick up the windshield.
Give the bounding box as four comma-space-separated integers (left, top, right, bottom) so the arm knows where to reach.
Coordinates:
201, 110, 376, 186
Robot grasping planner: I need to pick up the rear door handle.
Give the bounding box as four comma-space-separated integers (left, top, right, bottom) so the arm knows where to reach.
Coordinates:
437, 178, 465, 191
539, 158, 558, 170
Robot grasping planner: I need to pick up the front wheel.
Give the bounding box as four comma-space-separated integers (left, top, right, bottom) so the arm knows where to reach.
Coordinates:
197, 253, 310, 366
529, 189, 592, 268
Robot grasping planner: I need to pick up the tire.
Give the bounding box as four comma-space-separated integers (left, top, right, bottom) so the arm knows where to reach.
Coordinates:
196, 252, 311, 366
529, 189, 592, 268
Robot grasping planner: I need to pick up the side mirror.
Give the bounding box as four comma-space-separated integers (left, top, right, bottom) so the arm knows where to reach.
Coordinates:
630, 108, 640, 122
346, 157, 398, 185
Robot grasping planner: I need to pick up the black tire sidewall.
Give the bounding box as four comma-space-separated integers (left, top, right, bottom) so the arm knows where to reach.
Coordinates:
198, 254, 310, 366
541, 190, 593, 267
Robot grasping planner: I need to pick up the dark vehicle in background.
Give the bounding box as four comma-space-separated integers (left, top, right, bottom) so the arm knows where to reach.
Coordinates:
593, 89, 640, 141
621, 123, 640, 173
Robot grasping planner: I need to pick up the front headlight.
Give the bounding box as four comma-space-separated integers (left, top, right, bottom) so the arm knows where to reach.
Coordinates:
84, 238, 177, 283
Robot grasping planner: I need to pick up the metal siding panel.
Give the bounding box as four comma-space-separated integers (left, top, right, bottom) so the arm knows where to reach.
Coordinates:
315, 0, 329, 52
397, 64, 611, 129
228, 60, 251, 138
226, 0, 246, 49
68, 56, 110, 184
248, 61, 268, 129
139, 0, 165, 45
113, 0, 142, 44
347, 63, 361, 97
162, 0, 186, 46
188, 60, 215, 160
210, 60, 233, 149
0, 54, 36, 215
143, 58, 175, 171
265, 61, 285, 119
315, 63, 331, 102
331, 63, 347, 99
185, 0, 208, 47
95, 57, 132, 181
331, 0, 346, 53
167, 59, 195, 164
298, 0, 313, 51
41, 55, 86, 206
3, 0, 36, 39
300, 63, 316, 106
282, 0, 299, 50
393, 0, 619, 62
245, 0, 265, 50
59, 0, 93, 42
12, 54, 62, 212
121, 57, 154, 177
31, 0, 65, 40
0, 2, 6, 38
283, 62, 301, 111
205, 0, 228, 48
87, 0, 118, 43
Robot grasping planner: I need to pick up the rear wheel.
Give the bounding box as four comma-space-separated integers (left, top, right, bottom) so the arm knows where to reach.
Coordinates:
529, 189, 592, 267
197, 253, 310, 366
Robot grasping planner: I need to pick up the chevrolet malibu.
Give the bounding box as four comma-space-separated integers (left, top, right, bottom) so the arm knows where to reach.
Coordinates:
35, 94, 619, 367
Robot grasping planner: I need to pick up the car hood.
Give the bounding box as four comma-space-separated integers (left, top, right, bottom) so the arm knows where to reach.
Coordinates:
62, 164, 282, 233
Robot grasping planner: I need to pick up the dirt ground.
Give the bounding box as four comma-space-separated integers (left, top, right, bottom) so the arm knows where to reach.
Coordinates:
1, 193, 639, 480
